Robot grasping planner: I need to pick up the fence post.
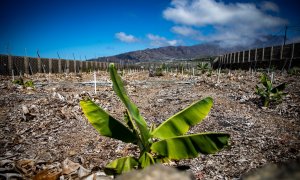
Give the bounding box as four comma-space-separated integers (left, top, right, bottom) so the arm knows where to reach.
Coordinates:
73, 60, 76, 73
8, 55, 12, 76
262, 47, 265, 61
66, 60, 69, 73
38, 57, 42, 73
226, 54, 228, 64
248, 50, 251, 62
49, 58, 52, 73
24, 56, 29, 74
270, 46, 273, 61
288, 43, 295, 70
233, 52, 236, 63
268, 46, 273, 72
58, 59, 62, 73
280, 45, 284, 60
242, 51, 245, 63
79, 61, 82, 73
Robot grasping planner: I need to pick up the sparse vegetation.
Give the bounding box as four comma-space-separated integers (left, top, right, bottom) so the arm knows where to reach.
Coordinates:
80, 63, 229, 175
288, 67, 300, 75
197, 62, 209, 74
12, 78, 24, 86
12, 78, 34, 88
154, 67, 163, 76
255, 73, 286, 107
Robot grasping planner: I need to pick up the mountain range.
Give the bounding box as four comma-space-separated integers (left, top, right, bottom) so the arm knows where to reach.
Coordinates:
90, 35, 284, 62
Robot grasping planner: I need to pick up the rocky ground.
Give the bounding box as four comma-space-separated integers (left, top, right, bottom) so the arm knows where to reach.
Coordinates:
0, 70, 299, 179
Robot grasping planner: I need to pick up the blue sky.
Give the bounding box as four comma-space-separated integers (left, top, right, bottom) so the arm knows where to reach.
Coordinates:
0, 0, 299, 59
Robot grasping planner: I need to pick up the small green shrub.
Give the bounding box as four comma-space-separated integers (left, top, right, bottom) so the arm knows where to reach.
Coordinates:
207, 69, 213, 77
255, 73, 286, 107
12, 78, 34, 88
12, 78, 24, 85
24, 80, 34, 88
80, 63, 230, 175
197, 63, 209, 74
288, 67, 300, 75
154, 67, 163, 76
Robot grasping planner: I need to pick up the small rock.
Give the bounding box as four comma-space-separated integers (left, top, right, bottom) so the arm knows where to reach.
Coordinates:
22, 105, 29, 114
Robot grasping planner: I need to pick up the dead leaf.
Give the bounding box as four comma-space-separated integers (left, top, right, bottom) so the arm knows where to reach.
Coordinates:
62, 158, 80, 175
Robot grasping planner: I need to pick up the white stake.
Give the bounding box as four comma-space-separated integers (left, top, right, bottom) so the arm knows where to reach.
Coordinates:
271, 72, 274, 84
217, 68, 221, 84
192, 68, 195, 76
94, 71, 97, 94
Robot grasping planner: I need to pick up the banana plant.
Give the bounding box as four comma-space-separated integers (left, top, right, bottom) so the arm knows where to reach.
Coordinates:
197, 63, 210, 74
80, 63, 230, 175
255, 73, 286, 107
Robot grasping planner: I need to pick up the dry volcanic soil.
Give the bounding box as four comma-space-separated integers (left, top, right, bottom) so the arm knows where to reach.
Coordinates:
0, 70, 299, 179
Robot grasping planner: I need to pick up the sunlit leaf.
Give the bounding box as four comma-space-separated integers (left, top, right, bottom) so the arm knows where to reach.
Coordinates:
80, 100, 137, 143
151, 133, 230, 160
104, 156, 138, 175
109, 63, 150, 149
152, 97, 213, 139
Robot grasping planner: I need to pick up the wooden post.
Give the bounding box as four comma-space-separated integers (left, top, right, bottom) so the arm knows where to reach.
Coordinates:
288, 43, 295, 70
49, 58, 52, 73
262, 47, 265, 61
248, 50, 251, 62
8, 55, 12, 76
270, 46, 273, 61
280, 45, 284, 59
242, 51, 245, 63
268, 46, 273, 72
237, 52, 240, 63
24, 56, 29, 74
38, 57, 42, 73
66, 60, 69, 73
233, 52, 236, 63
80, 61, 83, 73
226, 54, 229, 64
73, 60, 76, 73
58, 59, 62, 73
254, 48, 258, 71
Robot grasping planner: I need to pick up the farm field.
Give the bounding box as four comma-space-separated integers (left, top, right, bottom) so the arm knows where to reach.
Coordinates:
0, 70, 299, 179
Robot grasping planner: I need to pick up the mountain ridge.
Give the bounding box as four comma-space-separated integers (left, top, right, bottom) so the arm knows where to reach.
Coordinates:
90, 36, 284, 62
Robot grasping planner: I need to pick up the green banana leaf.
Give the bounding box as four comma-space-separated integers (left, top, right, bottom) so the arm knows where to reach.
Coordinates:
80, 100, 137, 143
104, 156, 138, 175
124, 110, 135, 130
151, 133, 230, 160
139, 152, 155, 168
109, 63, 150, 148
152, 97, 213, 139
260, 74, 269, 87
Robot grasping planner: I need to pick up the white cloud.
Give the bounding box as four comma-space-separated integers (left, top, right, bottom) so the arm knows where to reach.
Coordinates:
260, 1, 279, 12
147, 34, 179, 47
163, 0, 287, 46
171, 26, 199, 36
115, 32, 138, 43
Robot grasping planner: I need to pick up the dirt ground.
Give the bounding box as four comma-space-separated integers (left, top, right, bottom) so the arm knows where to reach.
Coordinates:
0, 70, 299, 179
